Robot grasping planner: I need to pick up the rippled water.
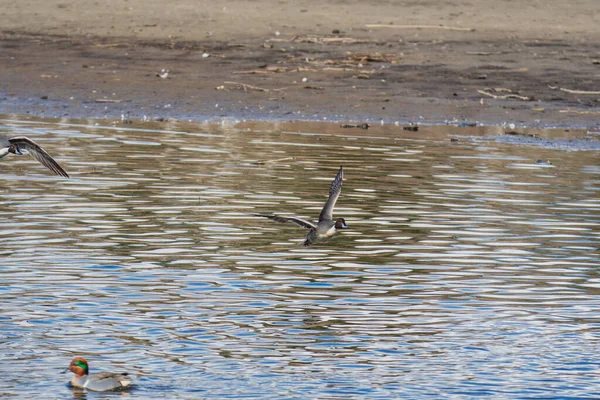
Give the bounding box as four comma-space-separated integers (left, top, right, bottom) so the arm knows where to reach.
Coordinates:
1, 117, 599, 399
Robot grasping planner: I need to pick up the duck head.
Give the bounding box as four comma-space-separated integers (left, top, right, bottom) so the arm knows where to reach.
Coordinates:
68, 357, 89, 377
335, 218, 348, 229
8, 143, 23, 155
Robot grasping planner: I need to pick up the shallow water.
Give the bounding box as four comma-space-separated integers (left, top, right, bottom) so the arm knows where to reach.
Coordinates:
0, 117, 599, 399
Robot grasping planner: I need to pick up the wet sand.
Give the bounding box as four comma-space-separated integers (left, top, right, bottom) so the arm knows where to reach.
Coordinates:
1, 0, 599, 128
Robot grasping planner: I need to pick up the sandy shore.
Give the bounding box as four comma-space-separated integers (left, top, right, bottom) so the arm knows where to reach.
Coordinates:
1, 0, 599, 127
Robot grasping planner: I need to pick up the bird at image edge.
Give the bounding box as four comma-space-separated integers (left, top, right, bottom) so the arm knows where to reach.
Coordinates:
0, 136, 69, 177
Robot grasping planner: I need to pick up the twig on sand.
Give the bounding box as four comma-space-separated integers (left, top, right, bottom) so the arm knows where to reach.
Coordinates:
233, 67, 290, 74
233, 66, 323, 74
477, 89, 531, 101
559, 109, 600, 115
94, 43, 127, 48
292, 35, 375, 44
321, 67, 361, 72
233, 70, 275, 75
345, 52, 401, 63
366, 24, 475, 32
559, 87, 600, 95
221, 81, 287, 92
95, 98, 123, 103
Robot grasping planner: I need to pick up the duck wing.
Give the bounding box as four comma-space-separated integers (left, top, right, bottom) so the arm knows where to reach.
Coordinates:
318, 166, 343, 222
9, 137, 69, 177
254, 214, 316, 229
91, 372, 133, 387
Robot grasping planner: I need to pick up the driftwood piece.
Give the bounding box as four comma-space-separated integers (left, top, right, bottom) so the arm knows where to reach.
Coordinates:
559, 88, 600, 95
477, 89, 531, 101
292, 35, 376, 44
366, 24, 474, 32
95, 98, 123, 103
220, 81, 287, 92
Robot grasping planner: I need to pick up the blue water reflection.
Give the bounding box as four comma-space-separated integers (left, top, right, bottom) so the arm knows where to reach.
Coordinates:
0, 118, 598, 398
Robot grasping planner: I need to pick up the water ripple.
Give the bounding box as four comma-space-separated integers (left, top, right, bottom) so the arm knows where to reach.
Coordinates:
0, 119, 598, 398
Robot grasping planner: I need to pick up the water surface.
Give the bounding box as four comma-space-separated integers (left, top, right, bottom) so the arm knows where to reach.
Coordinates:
0, 118, 599, 398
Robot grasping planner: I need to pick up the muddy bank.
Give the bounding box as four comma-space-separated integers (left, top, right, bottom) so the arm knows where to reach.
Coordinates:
0, 0, 599, 128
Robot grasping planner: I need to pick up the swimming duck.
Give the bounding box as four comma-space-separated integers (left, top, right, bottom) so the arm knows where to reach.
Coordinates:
65, 357, 133, 392
0, 136, 69, 177
255, 166, 348, 246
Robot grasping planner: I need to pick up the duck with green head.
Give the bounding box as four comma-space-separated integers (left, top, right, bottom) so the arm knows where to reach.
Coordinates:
65, 357, 133, 391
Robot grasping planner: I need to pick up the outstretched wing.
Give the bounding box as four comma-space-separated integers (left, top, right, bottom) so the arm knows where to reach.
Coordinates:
318, 166, 343, 222
254, 214, 316, 229
9, 137, 69, 177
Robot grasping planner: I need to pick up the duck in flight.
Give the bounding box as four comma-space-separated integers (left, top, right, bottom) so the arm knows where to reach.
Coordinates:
255, 166, 348, 246
0, 136, 69, 177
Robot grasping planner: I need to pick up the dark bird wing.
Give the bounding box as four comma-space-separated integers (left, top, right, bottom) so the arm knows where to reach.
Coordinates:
254, 214, 316, 229
318, 166, 343, 222
9, 137, 69, 177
